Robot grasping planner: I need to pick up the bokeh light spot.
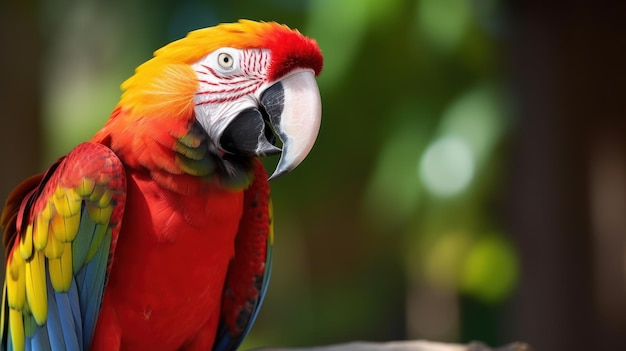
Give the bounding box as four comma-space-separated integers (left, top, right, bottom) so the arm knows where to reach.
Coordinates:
419, 135, 475, 197
424, 231, 472, 289
461, 235, 519, 303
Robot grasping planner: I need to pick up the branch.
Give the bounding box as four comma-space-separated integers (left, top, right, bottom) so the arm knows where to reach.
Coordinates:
254, 340, 532, 351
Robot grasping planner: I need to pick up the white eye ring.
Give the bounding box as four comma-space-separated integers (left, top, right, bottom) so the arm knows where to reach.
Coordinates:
217, 52, 234, 69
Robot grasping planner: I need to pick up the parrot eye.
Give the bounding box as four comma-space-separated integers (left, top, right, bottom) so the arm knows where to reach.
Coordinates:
217, 53, 234, 69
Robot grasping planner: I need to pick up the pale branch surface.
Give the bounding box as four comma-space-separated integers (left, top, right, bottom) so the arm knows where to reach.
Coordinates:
254, 340, 532, 351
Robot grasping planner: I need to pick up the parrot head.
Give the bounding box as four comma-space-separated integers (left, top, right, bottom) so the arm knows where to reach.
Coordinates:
111, 20, 323, 182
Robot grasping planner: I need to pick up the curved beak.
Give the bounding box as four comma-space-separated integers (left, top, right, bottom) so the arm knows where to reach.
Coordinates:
262, 71, 321, 180
220, 70, 321, 180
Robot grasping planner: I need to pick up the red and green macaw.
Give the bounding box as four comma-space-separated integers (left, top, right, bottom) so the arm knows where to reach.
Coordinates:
0, 20, 323, 351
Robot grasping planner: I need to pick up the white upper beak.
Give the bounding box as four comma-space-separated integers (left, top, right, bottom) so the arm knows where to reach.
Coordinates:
261, 70, 321, 180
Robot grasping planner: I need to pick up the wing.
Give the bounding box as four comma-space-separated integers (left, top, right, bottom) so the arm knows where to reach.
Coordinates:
0, 142, 126, 351
213, 160, 273, 351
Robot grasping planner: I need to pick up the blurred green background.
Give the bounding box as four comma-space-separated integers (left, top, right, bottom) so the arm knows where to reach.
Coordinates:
1, 1, 626, 350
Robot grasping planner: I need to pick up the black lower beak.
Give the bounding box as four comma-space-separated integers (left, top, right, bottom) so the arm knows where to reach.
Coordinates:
219, 106, 281, 157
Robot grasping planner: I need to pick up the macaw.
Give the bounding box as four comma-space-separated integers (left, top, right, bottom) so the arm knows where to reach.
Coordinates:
0, 20, 323, 351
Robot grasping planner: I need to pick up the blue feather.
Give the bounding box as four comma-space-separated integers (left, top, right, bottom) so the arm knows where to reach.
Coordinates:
53, 291, 81, 350
29, 325, 51, 351
78, 233, 110, 350
65, 281, 83, 349
44, 278, 66, 351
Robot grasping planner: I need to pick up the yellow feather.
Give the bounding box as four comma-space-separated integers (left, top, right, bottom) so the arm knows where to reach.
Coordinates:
76, 177, 96, 197
1, 281, 6, 341
8, 251, 24, 280
33, 213, 49, 250
19, 224, 33, 260
40, 202, 52, 221
99, 205, 114, 223
51, 212, 80, 243
53, 188, 82, 217
53, 190, 70, 217
25, 251, 47, 325
86, 202, 100, 223
86, 202, 113, 224
6, 259, 25, 309
9, 309, 24, 351
50, 211, 64, 236
63, 213, 81, 242
49, 243, 73, 292
98, 189, 112, 208
44, 233, 64, 259
69, 188, 83, 211
54, 186, 64, 199
88, 185, 105, 202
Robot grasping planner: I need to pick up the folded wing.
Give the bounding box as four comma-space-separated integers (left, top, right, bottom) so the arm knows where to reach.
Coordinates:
1, 142, 126, 351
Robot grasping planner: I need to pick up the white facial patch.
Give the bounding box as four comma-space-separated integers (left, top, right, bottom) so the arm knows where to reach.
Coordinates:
190, 48, 271, 144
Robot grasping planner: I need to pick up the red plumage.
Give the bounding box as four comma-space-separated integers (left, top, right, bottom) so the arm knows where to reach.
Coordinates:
264, 26, 324, 81
91, 163, 266, 350
1, 20, 322, 351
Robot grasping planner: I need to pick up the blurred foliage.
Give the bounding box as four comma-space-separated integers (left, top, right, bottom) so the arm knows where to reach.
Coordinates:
36, 0, 517, 348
